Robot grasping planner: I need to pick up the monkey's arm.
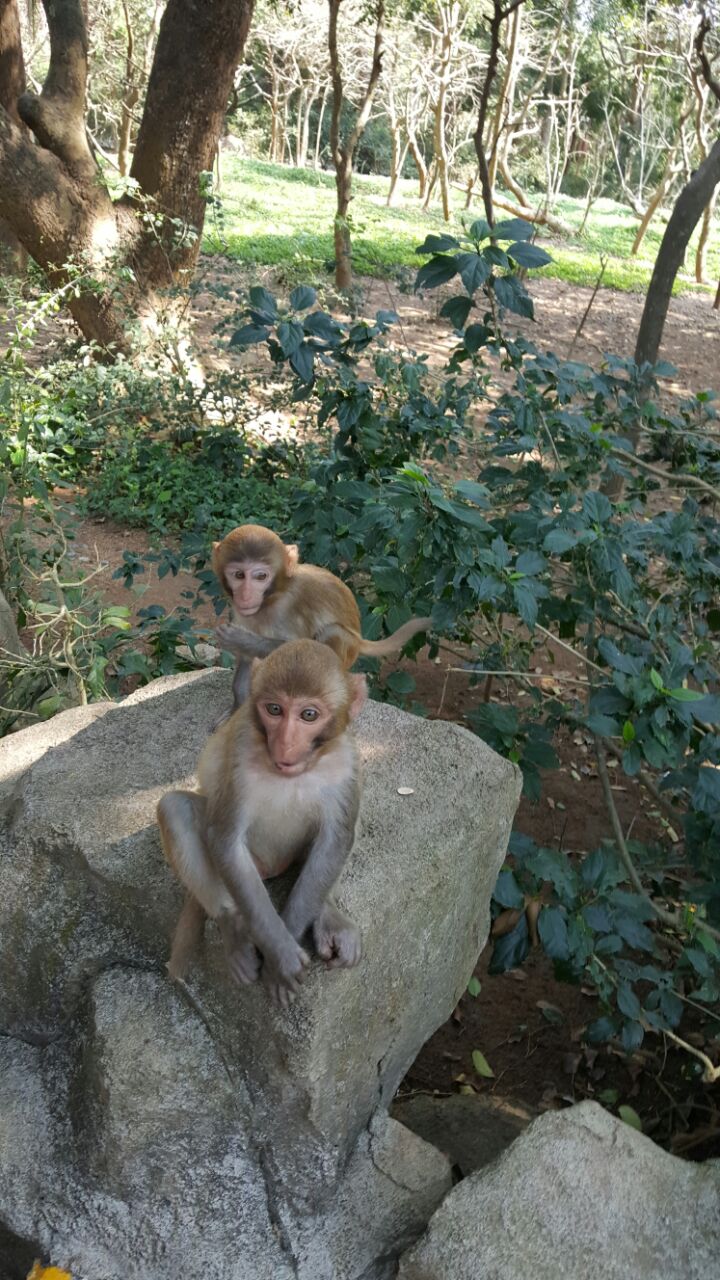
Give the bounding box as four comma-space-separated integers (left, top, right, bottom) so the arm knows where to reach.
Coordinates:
281, 780, 360, 942
216, 623, 283, 659
209, 823, 309, 996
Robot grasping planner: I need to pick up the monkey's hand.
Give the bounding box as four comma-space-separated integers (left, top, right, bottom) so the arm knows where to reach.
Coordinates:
216, 623, 255, 655
262, 938, 310, 1009
313, 904, 362, 969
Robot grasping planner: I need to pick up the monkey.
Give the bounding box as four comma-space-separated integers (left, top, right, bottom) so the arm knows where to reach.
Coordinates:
211, 523, 432, 715
157, 639, 366, 1007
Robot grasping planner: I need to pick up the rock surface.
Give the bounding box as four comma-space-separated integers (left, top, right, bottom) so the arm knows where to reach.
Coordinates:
0, 669, 521, 1279
399, 1101, 720, 1280
391, 1092, 534, 1175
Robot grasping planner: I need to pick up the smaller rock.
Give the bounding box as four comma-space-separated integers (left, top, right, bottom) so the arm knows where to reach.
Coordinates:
399, 1101, 720, 1280
391, 1092, 533, 1174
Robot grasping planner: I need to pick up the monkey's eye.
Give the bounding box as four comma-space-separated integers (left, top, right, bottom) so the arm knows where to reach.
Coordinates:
253, 570, 269, 581
233, 570, 245, 580
300, 707, 319, 723
265, 703, 282, 717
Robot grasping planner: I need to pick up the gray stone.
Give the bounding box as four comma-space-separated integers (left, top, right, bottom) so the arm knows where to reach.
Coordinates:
391, 1092, 533, 1174
0, 669, 521, 1278
398, 1101, 720, 1280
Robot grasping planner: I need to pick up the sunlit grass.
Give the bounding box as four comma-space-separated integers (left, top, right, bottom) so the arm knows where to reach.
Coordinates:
204, 157, 720, 296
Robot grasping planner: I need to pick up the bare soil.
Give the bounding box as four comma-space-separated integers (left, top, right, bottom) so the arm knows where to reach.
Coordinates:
11, 265, 720, 1158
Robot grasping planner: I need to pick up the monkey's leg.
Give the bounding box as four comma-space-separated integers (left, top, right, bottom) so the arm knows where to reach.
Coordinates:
158, 791, 260, 982
167, 894, 207, 979
313, 899, 362, 969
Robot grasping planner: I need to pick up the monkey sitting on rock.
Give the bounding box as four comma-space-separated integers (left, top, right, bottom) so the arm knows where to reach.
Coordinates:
212, 523, 431, 715
158, 639, 366, 1006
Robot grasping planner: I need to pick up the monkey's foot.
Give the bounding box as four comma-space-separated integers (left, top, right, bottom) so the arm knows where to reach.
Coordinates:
218, 915, 261, 985
313, 905, 362, 969
262, 942, 310, 1008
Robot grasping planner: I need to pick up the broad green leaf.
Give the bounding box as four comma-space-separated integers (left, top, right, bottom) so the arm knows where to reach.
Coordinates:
467, 976, 482, 998
472, 1049, 495, 1078
538, 906, 570, 960
493, 869, 524, 909
248, 285, 277, 318
493, 217, 533, 241
414, 255, 459, 291
290, 284, 317, 310
415, 233, 461, 254
440, 295, 473, 329
230, 323, 269, 347
618, 1105, 643, 1131
667, 686, 704, 702
508, 241, 553, 269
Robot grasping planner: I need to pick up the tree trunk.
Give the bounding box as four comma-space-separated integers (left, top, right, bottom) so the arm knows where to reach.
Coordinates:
635, 137, 720, 368
0, 0, 255, 351
630, 150, 675, 256
314, 85, 328, 167
407, 131, 427, 198
328, 0, 384, 290
696, 189, 717, 283
386, 123, 408, 206
0, 0, 27, 273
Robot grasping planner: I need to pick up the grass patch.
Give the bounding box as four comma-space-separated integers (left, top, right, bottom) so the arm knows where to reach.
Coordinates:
205, 157, 720, 296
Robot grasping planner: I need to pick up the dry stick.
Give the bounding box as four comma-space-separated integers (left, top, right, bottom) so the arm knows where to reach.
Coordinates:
604, 740, 681, 825
567, 255, 608, 358
641, 1019, 720, 1085
609, 447, 720, 504
535, 622, 605, 674
595, 740, 720, 945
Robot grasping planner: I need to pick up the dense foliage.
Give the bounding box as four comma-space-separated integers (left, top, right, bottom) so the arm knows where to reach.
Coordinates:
2, 213, 719, 1074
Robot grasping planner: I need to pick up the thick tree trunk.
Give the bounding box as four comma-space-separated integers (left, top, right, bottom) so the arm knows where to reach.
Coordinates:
635, 137, 720, 368
0, 0, 27, 273
602, 136, 720, 500
0, 0, 254, 351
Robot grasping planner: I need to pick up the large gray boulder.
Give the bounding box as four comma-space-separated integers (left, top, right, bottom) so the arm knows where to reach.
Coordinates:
399, 1101, 720, 1280
0, 669, 521, 1279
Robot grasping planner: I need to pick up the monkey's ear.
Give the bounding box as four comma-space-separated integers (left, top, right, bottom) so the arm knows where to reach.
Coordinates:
348, 674, 368, 721
285, 544, 299, 572
212, 541, 220, 551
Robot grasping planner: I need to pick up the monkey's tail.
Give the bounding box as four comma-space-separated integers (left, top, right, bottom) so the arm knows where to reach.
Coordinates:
356, 616, 433, 657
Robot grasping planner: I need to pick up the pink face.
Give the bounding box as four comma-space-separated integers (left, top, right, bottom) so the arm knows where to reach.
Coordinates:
256, 675, 366, 777
225, 560, 273, 616
256, 695, 334, 776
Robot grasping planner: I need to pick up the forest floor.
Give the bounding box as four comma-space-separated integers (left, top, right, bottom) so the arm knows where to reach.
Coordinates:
23, 265, 720, 1161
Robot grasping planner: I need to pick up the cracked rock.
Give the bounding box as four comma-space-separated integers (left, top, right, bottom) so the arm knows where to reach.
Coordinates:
398, 1102, 720, 1280
0, 669, 521, 1278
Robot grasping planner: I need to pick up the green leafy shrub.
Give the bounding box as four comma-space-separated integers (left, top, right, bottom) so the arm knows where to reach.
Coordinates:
225, 230, 720, 1071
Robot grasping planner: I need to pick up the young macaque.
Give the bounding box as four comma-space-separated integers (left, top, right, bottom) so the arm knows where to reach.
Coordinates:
212, 523, 431, 713
157, 639, 366, 1007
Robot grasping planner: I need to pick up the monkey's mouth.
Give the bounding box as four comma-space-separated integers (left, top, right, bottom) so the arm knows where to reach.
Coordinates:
274, 760, 308, 777
237, 605, 261, 616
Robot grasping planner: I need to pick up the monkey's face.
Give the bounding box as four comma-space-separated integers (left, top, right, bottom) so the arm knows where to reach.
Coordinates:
225, 560, 274, 616
255, 694, 334, 776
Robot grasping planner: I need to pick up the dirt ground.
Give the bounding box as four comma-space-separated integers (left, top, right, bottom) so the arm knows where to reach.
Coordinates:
11, 265, 720, 1158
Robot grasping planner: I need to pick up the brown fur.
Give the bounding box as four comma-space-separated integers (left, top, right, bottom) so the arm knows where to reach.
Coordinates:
213, 523, 432, 668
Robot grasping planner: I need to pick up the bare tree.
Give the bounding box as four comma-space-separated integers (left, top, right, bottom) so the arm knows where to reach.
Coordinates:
328, 0, 385, 289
